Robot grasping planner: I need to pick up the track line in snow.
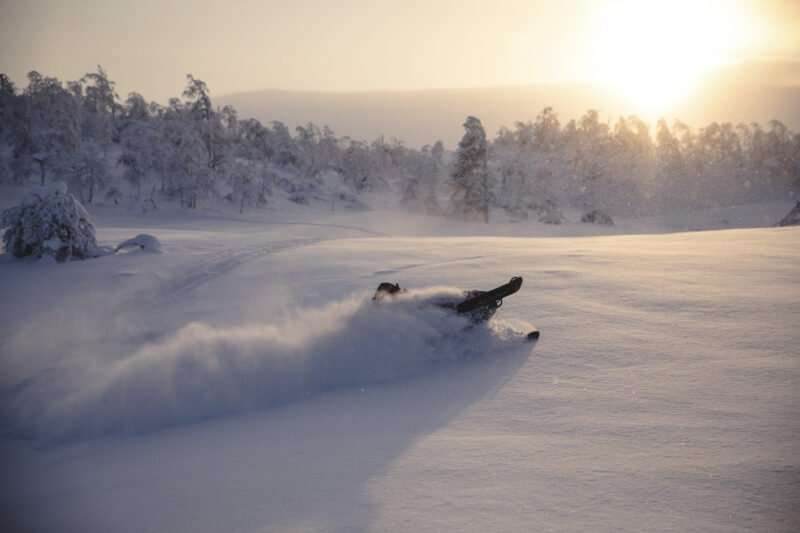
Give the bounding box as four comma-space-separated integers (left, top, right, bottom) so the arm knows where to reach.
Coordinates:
157, 237, 324, 300
147, 209, 387, 237
262, 220, 387, 237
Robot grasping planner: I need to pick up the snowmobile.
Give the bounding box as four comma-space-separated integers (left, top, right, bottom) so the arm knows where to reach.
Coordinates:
373, 276, 539, 340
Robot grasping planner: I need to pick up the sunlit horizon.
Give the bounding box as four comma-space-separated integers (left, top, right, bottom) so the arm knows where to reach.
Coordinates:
1, 0, 799, 146
584, 0, 767, 118
1, 1, 798, 106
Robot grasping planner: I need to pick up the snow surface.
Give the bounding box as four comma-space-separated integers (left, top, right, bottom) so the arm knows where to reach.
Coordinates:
1, 196, 798, 532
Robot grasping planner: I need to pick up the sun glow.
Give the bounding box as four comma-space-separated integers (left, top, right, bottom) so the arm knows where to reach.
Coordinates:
589, 0, 760, 116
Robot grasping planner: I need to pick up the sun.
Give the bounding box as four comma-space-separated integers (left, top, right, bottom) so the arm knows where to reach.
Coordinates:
588, 0, 756, 116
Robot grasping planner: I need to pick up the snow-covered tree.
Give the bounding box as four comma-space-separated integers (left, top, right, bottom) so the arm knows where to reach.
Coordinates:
340, 139, 374, 191
399, 141, 441, 212
296, 122, 331, 177
450, 116, 490, 222
123, 92, 150, 121
532, 106, 561, 152
0, 74, 20, 184
79, 66, 119, 148
572, 110, 612, 211
68, 140, 110, 204
17, 71, 81, 185
607, 115, 652, 215
0, 74, 18, 145
183, 74, 223, 172
225, 158, 271, 213
118, 119, 162, 199
420, 142, 443, 213
270, 121, 299, 167
654, 120, 689, 209
1, 184, 100, 261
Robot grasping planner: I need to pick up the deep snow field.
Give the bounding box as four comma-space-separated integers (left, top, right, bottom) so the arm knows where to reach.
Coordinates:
1, 193, 798, 532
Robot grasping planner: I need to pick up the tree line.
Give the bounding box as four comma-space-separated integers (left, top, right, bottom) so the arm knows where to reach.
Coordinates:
486, 107, 799, 220
0, 68, 443, 212
0, 67, 798, 221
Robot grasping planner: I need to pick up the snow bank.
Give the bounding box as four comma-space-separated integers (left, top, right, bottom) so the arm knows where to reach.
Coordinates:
115, 233, 162, 253
5, 288, 531, 441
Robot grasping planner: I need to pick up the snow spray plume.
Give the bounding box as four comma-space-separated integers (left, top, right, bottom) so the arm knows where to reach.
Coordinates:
5, 288, 532, 442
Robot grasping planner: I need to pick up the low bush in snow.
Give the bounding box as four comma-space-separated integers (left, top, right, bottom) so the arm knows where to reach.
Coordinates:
1, 184, 101, 262
580, 209, 614, 226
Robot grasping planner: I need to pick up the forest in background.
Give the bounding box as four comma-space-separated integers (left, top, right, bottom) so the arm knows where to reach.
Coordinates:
0, 67, 798, 222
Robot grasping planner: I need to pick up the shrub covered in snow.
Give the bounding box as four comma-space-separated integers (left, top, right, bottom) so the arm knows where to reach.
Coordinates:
776, 201, 800, 226
1, 184, 100, 261
580, 209, 614, 226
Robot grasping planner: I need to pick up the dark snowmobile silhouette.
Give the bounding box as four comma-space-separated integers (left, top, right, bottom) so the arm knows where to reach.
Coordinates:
374, 276, 526, 323
373, 276, 539, 340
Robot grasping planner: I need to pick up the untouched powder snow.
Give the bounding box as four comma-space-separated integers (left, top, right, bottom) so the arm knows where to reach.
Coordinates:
0, 201, 798, 533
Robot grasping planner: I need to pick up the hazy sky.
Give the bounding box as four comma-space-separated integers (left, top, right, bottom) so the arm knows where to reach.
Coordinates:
1, 0, 799, 105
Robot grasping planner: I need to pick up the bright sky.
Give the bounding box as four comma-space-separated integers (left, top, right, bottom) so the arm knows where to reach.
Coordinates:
1, 0, 798, 115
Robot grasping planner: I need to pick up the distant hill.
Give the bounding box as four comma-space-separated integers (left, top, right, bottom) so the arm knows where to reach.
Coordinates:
220, 70, 800, 148
220, 84, 622, 148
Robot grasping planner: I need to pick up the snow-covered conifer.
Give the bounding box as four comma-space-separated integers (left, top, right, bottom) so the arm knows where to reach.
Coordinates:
450, 116, 490, 222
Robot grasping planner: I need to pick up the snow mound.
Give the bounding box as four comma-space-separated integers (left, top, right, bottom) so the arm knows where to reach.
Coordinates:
115, 233, 162, 253
6, 288, 532, 441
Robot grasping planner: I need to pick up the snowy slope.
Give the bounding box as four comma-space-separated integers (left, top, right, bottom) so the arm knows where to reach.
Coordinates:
1, 203, 798, 532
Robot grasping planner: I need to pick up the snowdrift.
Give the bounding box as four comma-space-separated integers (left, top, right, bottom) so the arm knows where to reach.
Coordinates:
4, 288, 532, 441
